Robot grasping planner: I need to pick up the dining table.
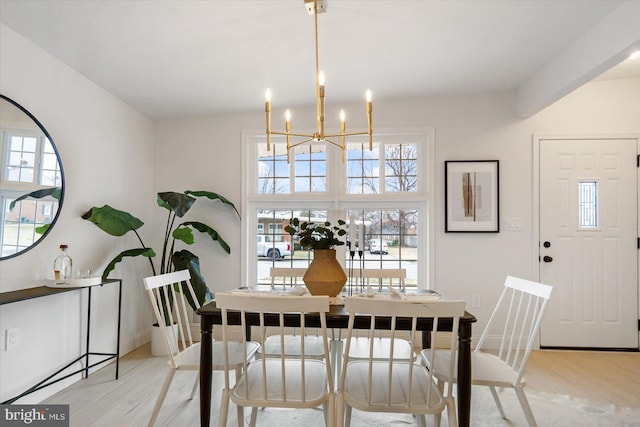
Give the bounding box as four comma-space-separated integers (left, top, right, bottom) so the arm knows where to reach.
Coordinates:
196, 295, 476, 427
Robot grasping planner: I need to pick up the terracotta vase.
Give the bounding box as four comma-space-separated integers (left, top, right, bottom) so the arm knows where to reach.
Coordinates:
303, 249, 347, 297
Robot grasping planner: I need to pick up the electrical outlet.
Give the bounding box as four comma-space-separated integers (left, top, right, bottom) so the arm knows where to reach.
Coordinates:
5, 327, 20, 351
471, 295, 481, 308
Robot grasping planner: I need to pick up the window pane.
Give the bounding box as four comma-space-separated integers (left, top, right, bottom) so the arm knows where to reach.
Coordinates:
256, 209, 328, 286
20, 168, 34, 183
345, 209, 419, 288
10, 136, 23, 150
23, 137, 37, 152
346, 142, 380, 195
295, 179, 310, 192
274, 178, 290, 193
21, 152, 35, 168
7, 151, 23, 166
578, 181, 598, 228
293, 144, 326, 193
257, 142, 290, 194
384, 144, 418, 192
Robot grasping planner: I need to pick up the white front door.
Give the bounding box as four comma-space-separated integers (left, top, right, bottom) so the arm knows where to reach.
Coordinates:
539, 138, 638, 348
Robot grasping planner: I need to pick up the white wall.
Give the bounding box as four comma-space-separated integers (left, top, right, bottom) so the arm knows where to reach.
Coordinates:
154, 76, 639, 340
0, 24, 156, 403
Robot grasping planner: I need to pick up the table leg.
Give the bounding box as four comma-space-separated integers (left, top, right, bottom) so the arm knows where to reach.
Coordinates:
85, 287, 92, 379
115, 279, 123, 379
457, 321, 472, 427
200, 316, 213, 427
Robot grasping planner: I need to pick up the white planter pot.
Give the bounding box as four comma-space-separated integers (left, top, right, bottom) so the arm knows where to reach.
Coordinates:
151, 323, 179, 356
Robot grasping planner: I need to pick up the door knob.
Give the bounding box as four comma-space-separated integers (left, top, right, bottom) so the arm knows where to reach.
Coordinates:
543, 255, 553, 263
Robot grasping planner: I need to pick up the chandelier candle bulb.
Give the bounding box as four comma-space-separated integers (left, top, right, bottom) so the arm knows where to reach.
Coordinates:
285, 110, 291, 163
318, 72, 326, 140
340, 109, 346, 162
366, 89, 373, 150
265, 88, 272, 151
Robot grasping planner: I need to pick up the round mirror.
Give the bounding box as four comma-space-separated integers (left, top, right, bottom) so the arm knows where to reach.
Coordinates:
0, 94, 64, 260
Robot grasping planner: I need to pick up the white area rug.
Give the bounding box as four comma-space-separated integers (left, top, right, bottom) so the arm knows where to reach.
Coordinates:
248, 386, 640, 426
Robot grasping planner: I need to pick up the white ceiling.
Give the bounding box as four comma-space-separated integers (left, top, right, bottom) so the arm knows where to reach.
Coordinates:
1, 0, 639, 120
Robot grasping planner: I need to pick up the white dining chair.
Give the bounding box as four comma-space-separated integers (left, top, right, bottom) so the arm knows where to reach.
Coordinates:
337, 296, 465, 427
422, 276, 553, 427
345, 269, 414, 363
260, 267, 326, 360
143, 270, 259, 427
269, 267, 308, 289
216, 292, 335, 427
360, 268, 407, 292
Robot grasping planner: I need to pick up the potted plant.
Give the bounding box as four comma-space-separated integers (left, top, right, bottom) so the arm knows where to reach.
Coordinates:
82, 190, 239, 355
285, 217, 347, 297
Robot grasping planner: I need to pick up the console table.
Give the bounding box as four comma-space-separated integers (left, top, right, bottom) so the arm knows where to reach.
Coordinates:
0, 279, 122, 404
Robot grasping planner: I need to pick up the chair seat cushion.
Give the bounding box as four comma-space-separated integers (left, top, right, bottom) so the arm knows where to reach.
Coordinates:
346, 336, 414, 361
343, 361, 444, 412
423, 349, 525, 388
174, 340, 259, 370
232, 358, 328, 406
259, 334, 326, 359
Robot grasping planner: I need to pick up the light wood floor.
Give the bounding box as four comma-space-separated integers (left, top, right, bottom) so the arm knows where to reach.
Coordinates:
41, 344, 640, 426
525, 349, 640, 409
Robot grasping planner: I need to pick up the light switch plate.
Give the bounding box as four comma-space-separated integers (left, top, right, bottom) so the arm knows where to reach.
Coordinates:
504, 217, 522, 231
5, 327, 20, 351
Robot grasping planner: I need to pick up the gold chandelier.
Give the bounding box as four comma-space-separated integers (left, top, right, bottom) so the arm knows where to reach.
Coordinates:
264, 0, 373, 163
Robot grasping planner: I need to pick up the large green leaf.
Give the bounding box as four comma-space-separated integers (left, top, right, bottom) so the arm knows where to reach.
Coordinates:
9, 187, 61, 210
181, 221, 230, 254
157, 192, 196, 217
185, 190, 240, 218
172, 226, 194, 245
35, 223, 51, 235
102, 247, 156, 280
172, 250, 210, 309
81, 205, 144, 237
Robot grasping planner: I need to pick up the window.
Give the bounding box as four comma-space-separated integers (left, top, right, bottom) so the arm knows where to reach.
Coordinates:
1, 130, 61, 256
578, 181, 598, 229
243, 130, 434, 289
346, 142, 418, 195
258, 143, 327, 194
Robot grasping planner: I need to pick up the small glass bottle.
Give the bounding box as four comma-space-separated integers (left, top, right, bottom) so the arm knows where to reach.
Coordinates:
54, 244, 73, 282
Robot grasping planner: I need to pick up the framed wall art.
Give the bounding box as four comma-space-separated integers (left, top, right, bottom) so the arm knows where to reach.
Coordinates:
445, 160, 499, 232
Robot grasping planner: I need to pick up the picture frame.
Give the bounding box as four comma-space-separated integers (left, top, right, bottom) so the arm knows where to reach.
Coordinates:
445, 160, 499, 232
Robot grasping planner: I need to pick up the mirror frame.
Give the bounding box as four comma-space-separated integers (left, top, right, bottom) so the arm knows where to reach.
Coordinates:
0, 94, 65, 260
